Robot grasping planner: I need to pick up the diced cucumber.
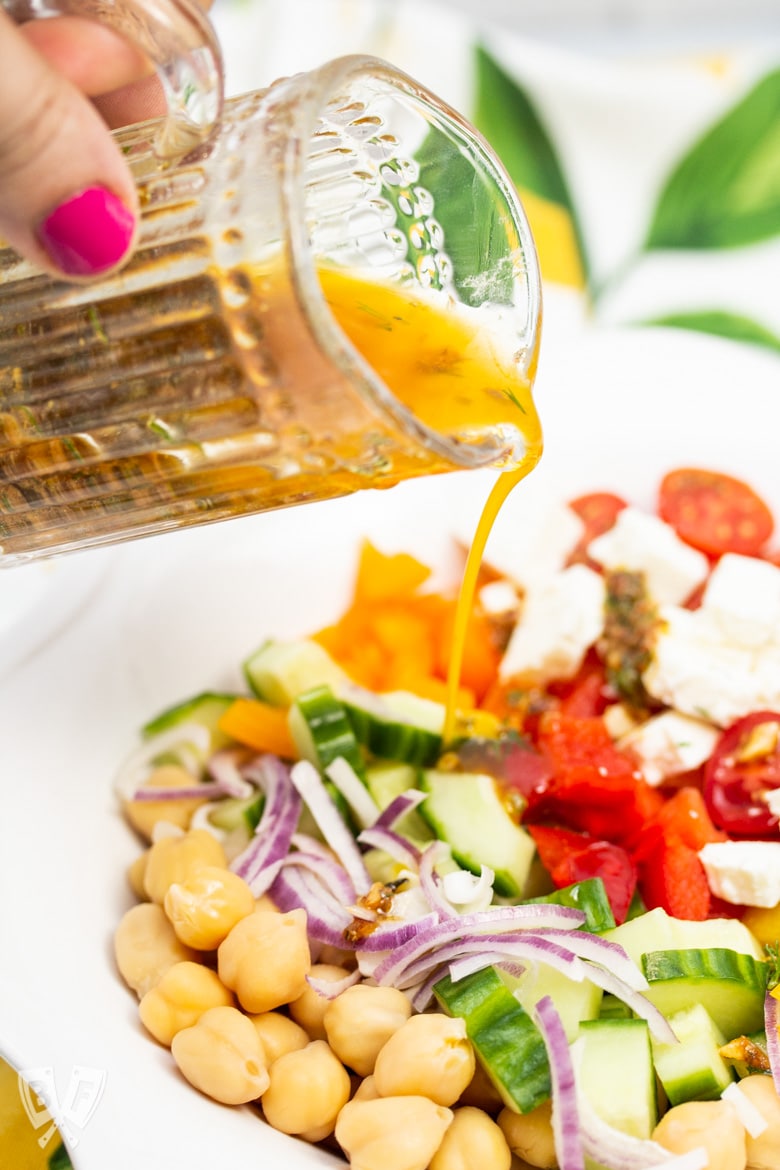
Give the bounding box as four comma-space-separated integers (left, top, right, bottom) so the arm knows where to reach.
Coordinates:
288, 685, 365, 776
642, 948, 767, 1040
651, 1003, 734, 1105
598, 994, 633, 1021
363, 761, 433, 847
343, 687, 443, 766
576, 1018, 657, 1141
243, 639, 347, 706
513, 962, 603, 1042
434, 966, 550, 1114
603, 907, 766, 965
141, 691, 237, 768
208, 791, 264, 833
525, 878, 616, 934
419, 769, 536, 898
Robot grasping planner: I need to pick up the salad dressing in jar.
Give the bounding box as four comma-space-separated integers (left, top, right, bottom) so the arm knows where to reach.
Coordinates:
0, 53, 542, 565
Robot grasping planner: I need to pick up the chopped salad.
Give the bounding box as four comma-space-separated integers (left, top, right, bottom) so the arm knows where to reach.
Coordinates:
114, 466, 780, 1170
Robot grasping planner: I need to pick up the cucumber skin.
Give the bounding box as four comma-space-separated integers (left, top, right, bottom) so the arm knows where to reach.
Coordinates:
642, 948, 768, 1039
651, 1004, 733, 1106
142, 691, 237, 740
434, 968, 551, 1114
344, 701, 442, 766
289, 686, 365, 776
525, 877, 616, 934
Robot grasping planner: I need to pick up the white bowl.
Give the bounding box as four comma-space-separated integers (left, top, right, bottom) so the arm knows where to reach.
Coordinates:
2, 320, 779, 1168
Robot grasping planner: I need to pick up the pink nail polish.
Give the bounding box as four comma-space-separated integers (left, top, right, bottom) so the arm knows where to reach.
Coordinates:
37, 187, 136, 277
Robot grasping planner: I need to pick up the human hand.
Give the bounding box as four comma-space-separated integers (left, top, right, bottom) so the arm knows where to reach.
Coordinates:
0, 6, 211, 280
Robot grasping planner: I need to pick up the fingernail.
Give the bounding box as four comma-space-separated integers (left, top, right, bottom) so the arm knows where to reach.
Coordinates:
37, 186, 136, 277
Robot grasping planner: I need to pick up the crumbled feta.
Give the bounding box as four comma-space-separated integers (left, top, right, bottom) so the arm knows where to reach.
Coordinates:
499, 564, 606, 682
588, 507, 710, 605
699, 841, 780, 908
644, 596, 780, 727
617, 710, 719, 786
455, 501, 584, 591
478, 580, 520, 618
702, 553, 780, 648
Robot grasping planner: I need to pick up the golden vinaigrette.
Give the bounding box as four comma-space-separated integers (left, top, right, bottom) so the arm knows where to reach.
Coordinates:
320, 266, 543, 741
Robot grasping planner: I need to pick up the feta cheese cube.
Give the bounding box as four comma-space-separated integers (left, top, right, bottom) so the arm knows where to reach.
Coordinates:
603, 703, 639, 740
588, 507, 709, 605
454, 501, 584, 591
699, 841, 780, 908
617, 710, 719, 786
499, 564, 606, 682
478, 580, 520, 618
701, 553, 780, 648
643, 604, 768, 726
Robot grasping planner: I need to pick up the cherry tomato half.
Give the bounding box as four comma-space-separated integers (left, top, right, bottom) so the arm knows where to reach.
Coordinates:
567, 491, 627, 566
658, 468, 774, 558
703, 711, 780, 836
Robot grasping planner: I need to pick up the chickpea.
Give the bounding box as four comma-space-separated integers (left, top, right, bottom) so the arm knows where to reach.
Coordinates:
138, 960, 233, 1046
218, 908, 310, 1014
248, 1011, 309, 1064
373, 1013, 475, 1107
653, 1100, 747, 1170
430, 1106, 512, 1170
498, 1101, 557, 1169
164, 865, 255, 950
261, 1040, 350, 1141
288, 964, 354, 1040
335, 1094, 454, 1170
144, 829, 226, 906
114, 903, 197, 998
171, 1005, 269, 1105
324, 983, 413, 1077
127, 851, 150, 901
352, 1075, 381, 1102
459, 1059, 504, 1113
737, 1074, 780, 1169
124, 764, 208, 841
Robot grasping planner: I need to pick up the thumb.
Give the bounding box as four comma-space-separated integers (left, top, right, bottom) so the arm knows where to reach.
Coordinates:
0, 9, 138, 280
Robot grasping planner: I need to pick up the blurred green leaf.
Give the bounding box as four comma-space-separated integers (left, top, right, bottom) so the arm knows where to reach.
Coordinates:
471, 45, 589, 281
48, 1142, 73, 1170
643, 309, 780, 354
414, 129, 515, 306
646, 69, 780, 250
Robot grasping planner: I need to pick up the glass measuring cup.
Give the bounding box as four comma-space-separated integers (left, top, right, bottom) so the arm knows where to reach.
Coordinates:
0, 7, 541, 564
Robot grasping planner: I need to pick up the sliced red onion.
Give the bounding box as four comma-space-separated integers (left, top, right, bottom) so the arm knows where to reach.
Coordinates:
290, 760, 371, 894
539, 928, 647, 992
359, 902, 585, 962
270, 864, 354, 948
721, 1082, 769, 1138
377, 932, 588, 991
533, 996, 584, 1170
325, 757, 380, 829
358, 826, 421, 870
441, 865, 495, 912
447, 951, 526, 983
354, 913, 440, 955
765, 992, 780, 1096
132, 782, 227, 802
230, 756, 302, 894
114, 722, 211, 800
359, 903, 586, 959
306, 968, 361, 999
418, 841, 460, 921
207, 748, 255, 798
373, 790, 428, 830
580, 963, 678, 1045
283, 849, 356, 905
